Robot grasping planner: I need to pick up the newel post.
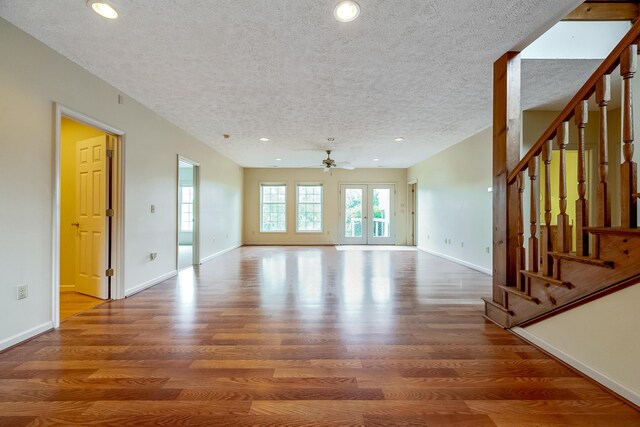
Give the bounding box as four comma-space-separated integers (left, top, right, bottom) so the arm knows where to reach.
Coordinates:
493, 52, 521, 304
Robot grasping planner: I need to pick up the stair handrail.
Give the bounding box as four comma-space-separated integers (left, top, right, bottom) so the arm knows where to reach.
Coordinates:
507, 20, 640, 185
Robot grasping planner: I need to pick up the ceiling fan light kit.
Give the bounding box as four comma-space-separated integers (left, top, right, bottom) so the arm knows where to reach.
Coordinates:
318, 150, 353, 171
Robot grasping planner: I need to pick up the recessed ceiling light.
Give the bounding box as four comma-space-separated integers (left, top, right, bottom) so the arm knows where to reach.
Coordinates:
276, 158, 282, 161
259, 137, 269, 142
334, 1, 360, 22
394, 137, 404, 142
373, 158, 379, 162
88, 1, 119, 19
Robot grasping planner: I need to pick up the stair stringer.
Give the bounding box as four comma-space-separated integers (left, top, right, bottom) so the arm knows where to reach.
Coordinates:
501, 230, 640, 327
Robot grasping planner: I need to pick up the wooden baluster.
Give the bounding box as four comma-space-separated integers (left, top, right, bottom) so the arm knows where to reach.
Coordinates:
528, 157, 539, 274
556, 122, 572, 253
596, 75, 611, 228
541, 141, 553, 276
575, 100, 589, 256
621, 44, 638, 228
516, 172, 526, 291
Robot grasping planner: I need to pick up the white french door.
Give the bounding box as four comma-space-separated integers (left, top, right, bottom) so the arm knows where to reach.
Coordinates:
339, 184, 395, 245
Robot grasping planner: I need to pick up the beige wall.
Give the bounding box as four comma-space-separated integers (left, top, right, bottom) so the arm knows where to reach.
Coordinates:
243, 168, 408, 245
60, 118, 106, 291
407, 127, 493, 274
0, 18, 243, 349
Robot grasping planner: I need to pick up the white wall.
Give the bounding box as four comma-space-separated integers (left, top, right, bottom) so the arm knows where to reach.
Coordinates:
407, 128, 493, 274
518, 283, 640, 406
243, 168, 408, 245
0, 18, 243, 349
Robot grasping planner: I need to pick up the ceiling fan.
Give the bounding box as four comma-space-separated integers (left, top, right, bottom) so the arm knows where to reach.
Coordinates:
317, 150, 354, 172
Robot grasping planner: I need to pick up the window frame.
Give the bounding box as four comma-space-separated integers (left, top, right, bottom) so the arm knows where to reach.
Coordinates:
179, 186, 194, 232
259, 183, 288, 233
296, 183, 323, 233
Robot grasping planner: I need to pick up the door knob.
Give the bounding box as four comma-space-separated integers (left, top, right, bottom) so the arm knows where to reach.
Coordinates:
71, 222, 79, 227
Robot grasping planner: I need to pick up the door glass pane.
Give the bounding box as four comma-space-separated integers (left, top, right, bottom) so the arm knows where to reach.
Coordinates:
345, 188, 363, 237
372, 188, 390, 237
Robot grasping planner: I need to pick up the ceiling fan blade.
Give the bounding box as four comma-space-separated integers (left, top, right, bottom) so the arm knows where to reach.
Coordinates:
323, 167, 331, 173
335, 161, 351, 166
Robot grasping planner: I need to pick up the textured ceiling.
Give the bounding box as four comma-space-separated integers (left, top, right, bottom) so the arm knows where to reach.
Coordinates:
0, 0, 591, 168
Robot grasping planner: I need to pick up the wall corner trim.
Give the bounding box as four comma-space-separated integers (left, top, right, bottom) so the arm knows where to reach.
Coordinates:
417, 246, 492, 276
512, 326, 640, 407
0, 321, 54, 352
200, 244, 242, 265
125, 270, 178, 297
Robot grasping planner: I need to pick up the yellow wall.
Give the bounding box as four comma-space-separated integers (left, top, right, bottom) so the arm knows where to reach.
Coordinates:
523, 109, 623, 240
539, 150, 580, 247
243, 168, 408, 245
60, 117, 106, 290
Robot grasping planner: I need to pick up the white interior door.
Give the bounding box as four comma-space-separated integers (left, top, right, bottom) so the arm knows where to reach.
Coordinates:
75, 136, 109, 299
340, 184, 395, 245
340, 185, 367, 244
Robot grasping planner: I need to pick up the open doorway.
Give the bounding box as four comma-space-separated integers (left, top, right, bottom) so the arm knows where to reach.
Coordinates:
177, 157, 199, 270
57, 112, 123, 322
408, 181, 417, 246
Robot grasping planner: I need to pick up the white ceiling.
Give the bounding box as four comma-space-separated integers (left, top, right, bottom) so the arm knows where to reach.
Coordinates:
0, 0, 591, 168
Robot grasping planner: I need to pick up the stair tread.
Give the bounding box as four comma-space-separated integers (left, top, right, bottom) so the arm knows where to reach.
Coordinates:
584, 226, 640, 235
498, 285, 540, 304
520, 270, 572, 288
547, 252, 614, 269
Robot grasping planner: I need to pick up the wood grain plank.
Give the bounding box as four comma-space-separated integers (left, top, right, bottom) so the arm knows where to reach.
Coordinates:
0, 247, 635, 425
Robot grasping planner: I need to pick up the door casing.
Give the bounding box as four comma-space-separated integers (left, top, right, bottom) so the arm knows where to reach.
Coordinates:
407, 180, 417, 246
53, 104, 125, 327
176, 156, 200, 269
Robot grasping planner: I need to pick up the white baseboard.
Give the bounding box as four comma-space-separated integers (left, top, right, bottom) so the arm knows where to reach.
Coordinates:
125, 270, 177, 297
199, 244, 241, 264
512, 327, 640, 407
417, 246, 492, 276
0, 321, 54, 352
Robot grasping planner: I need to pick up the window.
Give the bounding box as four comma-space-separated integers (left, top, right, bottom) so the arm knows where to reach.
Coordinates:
180, 186, 193, 231
260, 184, 287, 232
297, 184, 323, 232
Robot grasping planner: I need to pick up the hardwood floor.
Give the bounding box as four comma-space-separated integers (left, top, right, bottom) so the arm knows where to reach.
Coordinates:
1, 246, 638, 426
60, 292, 106, 321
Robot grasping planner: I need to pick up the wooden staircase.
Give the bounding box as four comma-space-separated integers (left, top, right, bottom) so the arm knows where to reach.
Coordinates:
485, 227, 640, 327
485, 19, 640, 328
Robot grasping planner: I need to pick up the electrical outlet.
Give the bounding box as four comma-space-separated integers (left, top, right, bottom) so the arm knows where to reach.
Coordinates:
150, 204, 155, 213
486, 246, 490, 253
17, 284, 28, 300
